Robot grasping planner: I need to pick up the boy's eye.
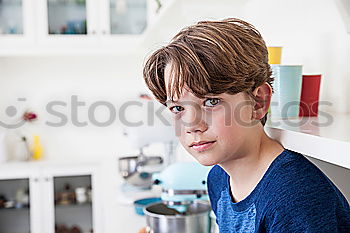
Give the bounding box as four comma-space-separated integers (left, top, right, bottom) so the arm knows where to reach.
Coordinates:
204, 98, 220, 107
169, 106, 184, 114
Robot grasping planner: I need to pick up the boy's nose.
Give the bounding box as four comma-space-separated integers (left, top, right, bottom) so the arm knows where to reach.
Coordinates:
186, 121, 208, 134
183, 110, 208, 134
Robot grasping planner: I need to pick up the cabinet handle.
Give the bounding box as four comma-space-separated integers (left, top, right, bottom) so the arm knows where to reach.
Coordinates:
91, 30, 96, 35
102, 30, 107, 35
45, 177, 50, 182
34, 178, 39, 182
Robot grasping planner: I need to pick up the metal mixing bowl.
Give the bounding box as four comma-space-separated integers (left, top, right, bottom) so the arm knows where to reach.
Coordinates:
118, 155, 163, 188
144, 201, 211, 233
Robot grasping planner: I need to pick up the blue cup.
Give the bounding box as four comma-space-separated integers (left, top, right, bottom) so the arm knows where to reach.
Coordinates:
270, 65, 303, 118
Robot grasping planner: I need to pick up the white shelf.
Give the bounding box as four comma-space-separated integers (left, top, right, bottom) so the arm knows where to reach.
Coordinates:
265, 112, 350, 169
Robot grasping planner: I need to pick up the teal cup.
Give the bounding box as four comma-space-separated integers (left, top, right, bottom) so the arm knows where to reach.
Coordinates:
270, 65, 303, 118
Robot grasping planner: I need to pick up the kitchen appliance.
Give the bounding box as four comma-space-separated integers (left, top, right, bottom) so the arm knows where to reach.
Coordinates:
152, 162, 212, 213
143, 162, 213, 233
144, 200, 211, 233
119, 151, 163, 188
119, 97, 178, 189
134, 197, 161, 216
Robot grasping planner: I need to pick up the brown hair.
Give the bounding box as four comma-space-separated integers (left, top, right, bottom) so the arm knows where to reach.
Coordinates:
143, 18, 273, 126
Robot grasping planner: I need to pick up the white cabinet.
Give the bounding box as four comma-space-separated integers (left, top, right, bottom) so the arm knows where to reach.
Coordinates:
0, 169, 41, 233
35, 0, 98, 48
0, 0, 167, 55
0, 0, 35, 48
0, 162, 103, 233
37, 0, 152, 36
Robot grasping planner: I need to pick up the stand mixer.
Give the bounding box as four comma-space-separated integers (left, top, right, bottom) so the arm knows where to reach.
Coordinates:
152, 162, 212, 213
143, 162, 213, 233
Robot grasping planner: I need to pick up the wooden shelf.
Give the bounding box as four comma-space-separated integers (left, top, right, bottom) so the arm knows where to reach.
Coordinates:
265, 112, 350, 169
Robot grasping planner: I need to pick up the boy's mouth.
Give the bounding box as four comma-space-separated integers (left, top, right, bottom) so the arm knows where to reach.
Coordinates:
190, 140, 217, 152
190, 140, 216, 147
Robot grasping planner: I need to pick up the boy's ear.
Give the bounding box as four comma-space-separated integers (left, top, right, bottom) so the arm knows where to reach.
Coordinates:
251, 82, 272, 120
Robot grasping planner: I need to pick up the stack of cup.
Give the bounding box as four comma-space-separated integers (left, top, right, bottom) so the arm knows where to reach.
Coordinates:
268, 47, 303, 118
268, 47, 321, 118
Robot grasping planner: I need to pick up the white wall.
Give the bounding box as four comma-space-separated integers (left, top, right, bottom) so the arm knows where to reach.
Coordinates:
0, 55, 151, 161
1, 0, 349, 160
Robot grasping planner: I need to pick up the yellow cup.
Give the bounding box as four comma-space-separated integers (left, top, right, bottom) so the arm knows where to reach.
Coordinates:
268, 47, 282, 64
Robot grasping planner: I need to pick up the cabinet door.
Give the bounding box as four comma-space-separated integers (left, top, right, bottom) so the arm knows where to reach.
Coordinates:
100, 0, 148, 35
42, 167, 102, 233
0, 178, 31, 233
53, 175, 93, 233
0, 0, 35, 47
97, 0, 164, 50
36, 0, 98, 46
0, 168, 42, 233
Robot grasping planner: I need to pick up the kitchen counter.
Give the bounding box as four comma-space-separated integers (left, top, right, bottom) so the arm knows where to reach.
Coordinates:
265, 112, 350, 169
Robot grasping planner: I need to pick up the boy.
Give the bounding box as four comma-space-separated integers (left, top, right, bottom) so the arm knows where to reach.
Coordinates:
143, 18, 350, 232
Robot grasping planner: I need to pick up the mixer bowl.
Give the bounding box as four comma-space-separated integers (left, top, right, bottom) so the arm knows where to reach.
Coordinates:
118, 155, 163, 188
144, 201, 211, 233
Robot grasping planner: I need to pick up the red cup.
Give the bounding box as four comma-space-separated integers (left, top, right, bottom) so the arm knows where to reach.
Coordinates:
299, 74, 322, 117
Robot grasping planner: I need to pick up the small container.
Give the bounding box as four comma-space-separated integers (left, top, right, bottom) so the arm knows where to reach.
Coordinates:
268, 46, 283, 64
57, 183, 74, 205
15, 189, 29, 208
299, 74, 322, 117
31, 135, 43, 160
75, 187, 87, 204
13, 136, 30, 161
4, 200, 15, 209
270, 65, 303, 118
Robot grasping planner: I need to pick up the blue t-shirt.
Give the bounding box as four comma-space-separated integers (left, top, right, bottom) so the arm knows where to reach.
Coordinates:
207, 149, 350, 232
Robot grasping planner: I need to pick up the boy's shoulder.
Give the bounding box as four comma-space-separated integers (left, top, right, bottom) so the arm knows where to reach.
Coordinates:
207, 149, 310, 186
208, 149, 348, 206
258, 149, 344, 203
207, 149, 350, 231
264, 149, 340, 195
262, 150, 350, 231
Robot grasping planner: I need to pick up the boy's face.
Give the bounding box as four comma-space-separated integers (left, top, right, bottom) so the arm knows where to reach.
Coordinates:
164, 64, 258, 166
